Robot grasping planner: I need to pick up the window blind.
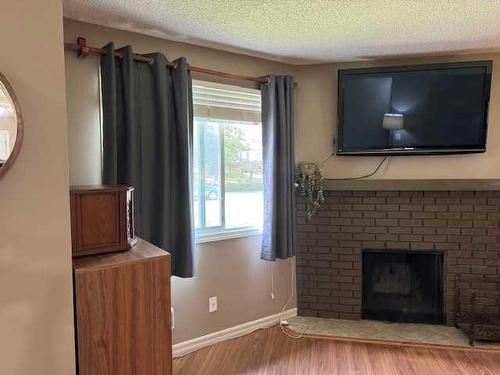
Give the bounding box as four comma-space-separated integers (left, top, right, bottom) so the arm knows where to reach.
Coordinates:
192, 80, 261, 123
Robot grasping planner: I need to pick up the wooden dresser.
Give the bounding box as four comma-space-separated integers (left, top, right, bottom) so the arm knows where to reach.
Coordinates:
73, 238, 172, 375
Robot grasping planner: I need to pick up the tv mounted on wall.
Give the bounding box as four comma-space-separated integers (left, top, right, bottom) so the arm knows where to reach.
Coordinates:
336, 61, 492, 156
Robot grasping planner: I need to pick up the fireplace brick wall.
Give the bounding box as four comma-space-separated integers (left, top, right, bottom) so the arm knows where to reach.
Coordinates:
296, 190, 500, 324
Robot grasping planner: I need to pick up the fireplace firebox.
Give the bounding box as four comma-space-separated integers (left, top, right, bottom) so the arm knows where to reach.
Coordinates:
362, 249, 444, 324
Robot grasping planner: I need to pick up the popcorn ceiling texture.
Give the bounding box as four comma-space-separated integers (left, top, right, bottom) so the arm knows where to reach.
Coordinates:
63, 0, 500, 64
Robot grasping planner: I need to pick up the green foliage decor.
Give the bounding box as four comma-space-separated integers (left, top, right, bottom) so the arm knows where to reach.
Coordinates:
295, 162, 325, 221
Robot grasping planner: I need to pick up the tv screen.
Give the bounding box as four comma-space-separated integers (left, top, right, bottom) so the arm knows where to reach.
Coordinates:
337, 61, 492, 156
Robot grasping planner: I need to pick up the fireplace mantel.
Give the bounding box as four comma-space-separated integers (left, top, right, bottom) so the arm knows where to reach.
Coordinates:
323, 179, 500, 191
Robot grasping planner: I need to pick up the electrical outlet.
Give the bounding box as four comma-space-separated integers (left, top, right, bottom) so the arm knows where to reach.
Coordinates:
171, 307, 175, 329
209, 296, 217, 313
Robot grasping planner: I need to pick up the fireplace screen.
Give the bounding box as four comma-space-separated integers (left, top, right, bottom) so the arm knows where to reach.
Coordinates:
362, 249, 444, 324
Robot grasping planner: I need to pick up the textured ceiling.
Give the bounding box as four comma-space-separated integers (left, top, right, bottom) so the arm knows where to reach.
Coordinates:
63, 0, 500, 64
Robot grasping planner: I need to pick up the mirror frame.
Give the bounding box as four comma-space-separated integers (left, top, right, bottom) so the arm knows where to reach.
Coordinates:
0, 72, 23, 179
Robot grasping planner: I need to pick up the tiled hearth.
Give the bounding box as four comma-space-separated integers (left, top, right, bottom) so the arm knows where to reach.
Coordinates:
296, 190, 500, 325
286, 316, 500, 350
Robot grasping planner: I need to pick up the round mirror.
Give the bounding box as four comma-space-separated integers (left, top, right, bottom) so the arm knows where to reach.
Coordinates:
0, 73, 23, 179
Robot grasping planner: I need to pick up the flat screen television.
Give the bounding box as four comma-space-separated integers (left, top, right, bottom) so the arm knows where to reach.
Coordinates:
337, 61, 492, 156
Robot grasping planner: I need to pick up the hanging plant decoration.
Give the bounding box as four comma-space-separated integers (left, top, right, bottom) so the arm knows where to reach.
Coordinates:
295, 162, 325, 221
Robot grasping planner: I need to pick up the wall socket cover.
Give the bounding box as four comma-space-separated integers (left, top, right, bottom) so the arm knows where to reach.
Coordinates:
209, 296, 217, 313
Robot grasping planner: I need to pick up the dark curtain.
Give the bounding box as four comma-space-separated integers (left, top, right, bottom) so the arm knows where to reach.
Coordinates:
260, 76, 296, 261
100, 43, 194, 277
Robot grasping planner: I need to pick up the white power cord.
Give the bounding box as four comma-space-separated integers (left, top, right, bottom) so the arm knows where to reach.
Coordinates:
270, 261, 275, 300
279, 257, 311, 339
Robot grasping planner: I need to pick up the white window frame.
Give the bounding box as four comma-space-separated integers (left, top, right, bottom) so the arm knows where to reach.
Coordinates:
192, 80, 263, 243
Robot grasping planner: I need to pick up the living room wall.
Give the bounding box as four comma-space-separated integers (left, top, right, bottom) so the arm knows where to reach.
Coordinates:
64, 19, 296, 344
63, 16, 500, 345
0, 1, 75, 374
294, 53, 500, 180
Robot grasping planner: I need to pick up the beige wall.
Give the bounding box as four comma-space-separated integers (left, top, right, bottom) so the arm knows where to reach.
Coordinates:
64, 19, 295, 344
0, 2, 75, 375
294, 54, 500, 179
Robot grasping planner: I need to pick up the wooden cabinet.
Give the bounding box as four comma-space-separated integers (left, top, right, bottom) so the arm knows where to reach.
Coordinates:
70, 185, 136, 257
73, 239, 172, 375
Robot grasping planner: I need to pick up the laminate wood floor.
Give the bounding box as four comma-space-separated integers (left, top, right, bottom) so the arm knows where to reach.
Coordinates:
173, 326, 500, 375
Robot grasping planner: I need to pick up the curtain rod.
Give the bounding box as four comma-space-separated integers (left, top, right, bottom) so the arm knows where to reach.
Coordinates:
65, 37, 271, 84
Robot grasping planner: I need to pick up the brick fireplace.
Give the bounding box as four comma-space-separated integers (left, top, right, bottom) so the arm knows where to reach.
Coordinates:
296, 190, 500, 325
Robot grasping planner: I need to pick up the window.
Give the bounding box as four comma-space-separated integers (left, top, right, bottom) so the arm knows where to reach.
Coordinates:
192, 80, 263, 242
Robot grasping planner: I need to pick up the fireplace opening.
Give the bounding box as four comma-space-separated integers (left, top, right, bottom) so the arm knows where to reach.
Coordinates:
362, 249, 444, 324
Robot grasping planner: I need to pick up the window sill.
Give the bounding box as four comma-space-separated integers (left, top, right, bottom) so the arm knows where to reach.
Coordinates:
195, 228, 262, 244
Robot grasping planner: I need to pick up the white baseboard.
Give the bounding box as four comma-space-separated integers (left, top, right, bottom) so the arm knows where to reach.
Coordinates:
172, 308, 297, 358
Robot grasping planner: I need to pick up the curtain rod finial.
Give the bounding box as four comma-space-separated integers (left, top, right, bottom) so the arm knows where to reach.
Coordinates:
77, 37, 90, 59
260, 76, 271, 85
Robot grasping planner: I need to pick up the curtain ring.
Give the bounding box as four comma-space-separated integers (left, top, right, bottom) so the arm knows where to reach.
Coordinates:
263, 76, 271, 85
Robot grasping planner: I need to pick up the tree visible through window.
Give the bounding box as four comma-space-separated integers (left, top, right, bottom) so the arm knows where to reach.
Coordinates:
192, 81, 263, 240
